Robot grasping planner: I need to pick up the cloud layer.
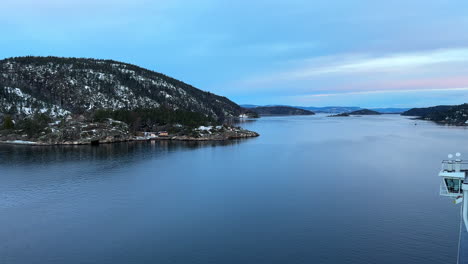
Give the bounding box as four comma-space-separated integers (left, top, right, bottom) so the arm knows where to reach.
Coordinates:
238, 48, 468, 90
1, 0, 468, 107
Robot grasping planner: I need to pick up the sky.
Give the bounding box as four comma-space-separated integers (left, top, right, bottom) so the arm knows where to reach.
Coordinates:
1, 0, 468, 108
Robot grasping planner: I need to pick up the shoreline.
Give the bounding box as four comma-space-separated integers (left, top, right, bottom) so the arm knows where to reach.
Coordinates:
0, 118, 260, 146
0, 132, 260, 146
405, 116, 468, 126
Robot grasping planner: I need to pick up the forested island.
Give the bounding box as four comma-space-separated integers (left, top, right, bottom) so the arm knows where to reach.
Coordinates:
328, 109, 381, 117
348, 109, 381, 115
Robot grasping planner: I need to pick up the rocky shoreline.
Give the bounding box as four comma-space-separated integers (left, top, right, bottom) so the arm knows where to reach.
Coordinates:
0, 118, 259, 146
169, 130, 259, 141
328, 113, 350, 117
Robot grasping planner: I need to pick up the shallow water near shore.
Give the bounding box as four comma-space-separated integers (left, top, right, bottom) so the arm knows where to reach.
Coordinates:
0, 114, 466, 264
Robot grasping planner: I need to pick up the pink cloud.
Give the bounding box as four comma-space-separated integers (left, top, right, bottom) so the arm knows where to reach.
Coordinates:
375, 76, 468, 90
327, 75, 468, 93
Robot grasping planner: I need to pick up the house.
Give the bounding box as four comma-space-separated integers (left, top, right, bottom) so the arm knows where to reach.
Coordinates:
136, 132, 158, 139
158, 131, 169, 137
144, 132, 158, 138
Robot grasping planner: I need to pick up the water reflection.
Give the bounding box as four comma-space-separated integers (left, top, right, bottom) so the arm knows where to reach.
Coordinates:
0, 139, 249, 165
0, 115, 465, 264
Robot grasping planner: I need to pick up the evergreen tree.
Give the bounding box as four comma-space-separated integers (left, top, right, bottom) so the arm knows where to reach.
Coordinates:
2, 115, 14, 130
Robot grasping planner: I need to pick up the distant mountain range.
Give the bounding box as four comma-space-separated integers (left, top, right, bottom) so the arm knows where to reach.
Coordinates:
241, 105, 409, 114
242, 103, 468, 126
296, 106, 362, 113
364, 108, 411, 114
249, 106, 314, 116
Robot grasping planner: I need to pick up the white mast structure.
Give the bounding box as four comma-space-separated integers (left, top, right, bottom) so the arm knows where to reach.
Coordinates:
439, 152, 467, 263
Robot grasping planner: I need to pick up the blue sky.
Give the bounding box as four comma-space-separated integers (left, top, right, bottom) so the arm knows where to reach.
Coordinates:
2, 0, 468, 107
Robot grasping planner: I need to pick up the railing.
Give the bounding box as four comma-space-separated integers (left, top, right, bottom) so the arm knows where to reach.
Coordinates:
440, 183, 449, 196
441, 160, 468, 172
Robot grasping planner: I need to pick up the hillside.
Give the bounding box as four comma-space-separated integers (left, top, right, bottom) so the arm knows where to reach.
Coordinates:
250, 106, 315, 116
401, 105, 454, 117
0, 56, 260, 144
402, 104, 468, 125
0, 56, 242, 121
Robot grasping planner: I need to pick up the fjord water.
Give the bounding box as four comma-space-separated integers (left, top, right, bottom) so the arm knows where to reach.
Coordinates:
0, 115, 465, 264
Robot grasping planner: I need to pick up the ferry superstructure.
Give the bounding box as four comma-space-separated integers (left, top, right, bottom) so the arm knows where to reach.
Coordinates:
439, 153, 468, 263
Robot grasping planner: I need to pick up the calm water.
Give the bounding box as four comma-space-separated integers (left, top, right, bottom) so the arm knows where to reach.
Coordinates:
0, 114, 466, 264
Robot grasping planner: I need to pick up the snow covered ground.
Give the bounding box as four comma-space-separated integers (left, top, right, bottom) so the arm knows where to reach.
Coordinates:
3, 140, 37, 145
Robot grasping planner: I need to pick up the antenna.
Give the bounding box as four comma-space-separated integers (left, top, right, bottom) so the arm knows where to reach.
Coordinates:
456, 152, 462, 157
449, 154, 454, 159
